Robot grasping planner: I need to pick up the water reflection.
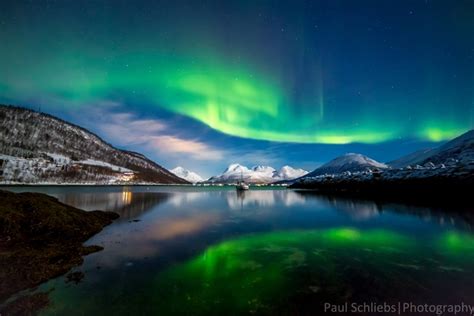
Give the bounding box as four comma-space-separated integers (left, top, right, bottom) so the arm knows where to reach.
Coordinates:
226, 189, 306, 210
316, 196, 381, 220
121, 188, 132, 204
30, 187, 472, 271
2, 186, 474, 315
167, 191, 205, 207
149, 228, 474, 315
294, 190, 474, 231
55, 188, 172, 220
86, 211, 223, 268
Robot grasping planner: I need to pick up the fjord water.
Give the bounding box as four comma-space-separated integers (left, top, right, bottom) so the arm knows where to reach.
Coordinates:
5, 186, 474, 315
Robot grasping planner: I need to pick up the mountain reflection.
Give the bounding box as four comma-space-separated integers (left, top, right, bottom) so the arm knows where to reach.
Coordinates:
315, 195, 382, 220
294, 190, 474, 230
88, 211, 223, 268
11, 186, 472, 316
226, 189, 306, 210
51, 188, 172, 220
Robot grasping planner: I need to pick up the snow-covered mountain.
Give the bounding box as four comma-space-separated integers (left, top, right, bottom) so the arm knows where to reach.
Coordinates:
0, 105, 189, 184
273, 165, 308, 180
207, 164, 308, 184
422, 129, 474, 164
388, 129, 474, 168
170, 167, 204, 183
387, 148, 434, 169
303, 153, 388, 178
293, 130, 474, 191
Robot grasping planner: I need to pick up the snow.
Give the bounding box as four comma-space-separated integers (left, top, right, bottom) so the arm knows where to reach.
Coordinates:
0, 154, 135, 184
322, 153, 387, 169
44, 153, 71, 164
77, 159, 133, 173
296, 132, 474, 187
389, 129, 474, 168
0, 105, 185, 184
207, 164, 308, 184
438, 129, 474, 150
274, 165, 309, 180
170, 166, 204, 183
304, 153, 388, 178
387, 148, 433, 169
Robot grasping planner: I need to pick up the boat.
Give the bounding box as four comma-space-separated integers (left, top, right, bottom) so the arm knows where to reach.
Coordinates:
236, 171, 249, 190
236, 181, 249, 191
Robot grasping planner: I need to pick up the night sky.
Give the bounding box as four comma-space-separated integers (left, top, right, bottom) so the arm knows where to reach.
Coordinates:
1, 0, 473, 177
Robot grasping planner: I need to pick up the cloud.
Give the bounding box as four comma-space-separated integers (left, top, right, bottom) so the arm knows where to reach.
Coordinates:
86, 107, 225, 161
146, 135, 224, 160
235, 149, 282, 167
71, 102, 299, 176
99, 115, 167, 145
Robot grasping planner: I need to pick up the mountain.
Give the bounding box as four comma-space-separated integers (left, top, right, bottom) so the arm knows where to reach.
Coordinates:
303, 153, 388, 178
291, 130, 474, 195
170, 167, 204, 183
387, 148, 434, 169
0, 105, 189, 184
421, 129, 474, 165
388, 129, 474, 168
273, 165, 308, 180
207, 164, 272, 184
207, 164, 308, 184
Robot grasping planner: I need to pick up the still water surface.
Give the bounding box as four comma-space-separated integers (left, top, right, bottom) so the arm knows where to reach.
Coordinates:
5, 186, 474, 315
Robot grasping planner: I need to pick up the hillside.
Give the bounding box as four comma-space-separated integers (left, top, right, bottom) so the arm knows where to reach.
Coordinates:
387, 148, 434, 169
388, 130, 474, 168
0, 190, 119, 311
291, 130, 474, 196
0, 105, 189, 184
303, 153, 388, 178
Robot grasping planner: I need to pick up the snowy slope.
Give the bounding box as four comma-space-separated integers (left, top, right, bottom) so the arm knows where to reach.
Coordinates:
170, 167, 204, 183
294, 130, 474, 188
273, 165, 308, 180
0, 105, 188, 184
417, 129, 474, 165
207, 164, 308, 184
387, 148, 434, 169
304, 153, 388, 178
388, 129, 474, 168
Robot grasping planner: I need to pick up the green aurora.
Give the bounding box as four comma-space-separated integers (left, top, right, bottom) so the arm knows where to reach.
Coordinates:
147, 228, 474, 314
39, 227, 474, 315
1, 0, 472, 145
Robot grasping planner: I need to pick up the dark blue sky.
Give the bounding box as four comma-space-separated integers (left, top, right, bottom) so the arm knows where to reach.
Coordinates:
0, 0, 472, 177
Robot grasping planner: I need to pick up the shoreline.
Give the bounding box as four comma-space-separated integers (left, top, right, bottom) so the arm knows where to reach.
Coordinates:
0, 190, 119, 314
289, 177, 474, 203
0, 183, 289, 188
0, 183, 191, 187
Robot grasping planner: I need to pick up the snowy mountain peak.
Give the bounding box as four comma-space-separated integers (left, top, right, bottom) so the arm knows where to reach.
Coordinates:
224, 163, 249, 173
326, 153, 388, 169
170, 166, 204, 183
273, 166, 308, 180
304, 153, 388, 178
171, 166, 186, 173
252, 165, 275, 172
208, 164, 308, 184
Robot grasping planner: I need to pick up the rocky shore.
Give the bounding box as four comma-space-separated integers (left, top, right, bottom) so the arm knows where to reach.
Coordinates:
0, 190, 119, 315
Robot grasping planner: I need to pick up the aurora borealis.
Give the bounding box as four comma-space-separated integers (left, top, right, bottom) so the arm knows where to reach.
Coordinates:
40, 226, 474, 315
0, 0, 473, 175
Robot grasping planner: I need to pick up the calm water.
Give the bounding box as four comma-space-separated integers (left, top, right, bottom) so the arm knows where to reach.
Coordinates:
5, 186, 474, 315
